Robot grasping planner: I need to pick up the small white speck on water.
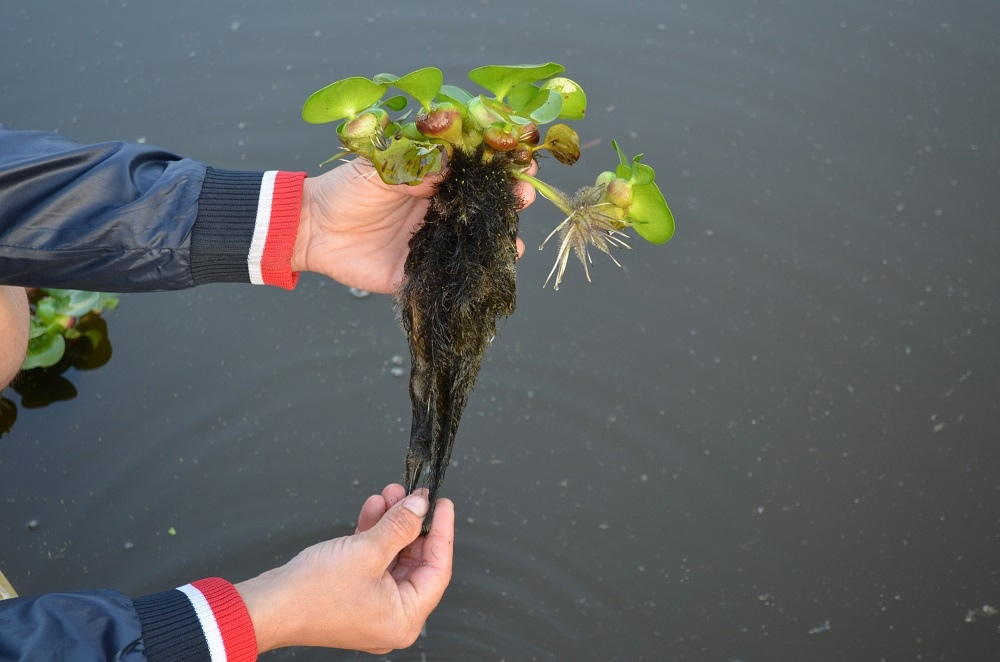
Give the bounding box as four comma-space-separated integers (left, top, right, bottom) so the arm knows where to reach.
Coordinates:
808, 620, 832, 634
348, 287, 370, 299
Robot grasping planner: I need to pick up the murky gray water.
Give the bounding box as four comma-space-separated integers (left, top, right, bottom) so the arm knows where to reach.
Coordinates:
2, 1, 998, 659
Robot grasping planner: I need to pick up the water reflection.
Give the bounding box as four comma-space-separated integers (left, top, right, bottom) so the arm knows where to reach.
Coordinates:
2, 0, 998, 659
1, 315, 114, 435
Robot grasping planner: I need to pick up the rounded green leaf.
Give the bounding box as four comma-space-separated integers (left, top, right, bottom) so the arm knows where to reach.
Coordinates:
302, 77, 388, 124
22, 331, 65, 370
389, 67, 444, 111
541, 77, 587, 120
630, 157, 656, 187
468, 63, 565, 100
627, 182, 675, 244
508, 83, 564, 125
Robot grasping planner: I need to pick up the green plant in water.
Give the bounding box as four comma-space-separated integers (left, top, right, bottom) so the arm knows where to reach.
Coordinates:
23, 289, 119, 370
303, 62, 674, 288
303, 63, 675, 533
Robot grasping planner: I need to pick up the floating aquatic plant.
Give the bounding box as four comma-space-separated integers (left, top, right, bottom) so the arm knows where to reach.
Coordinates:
303, 63, 675, 289
23, 289, 118, 370
303, 63, 675, 532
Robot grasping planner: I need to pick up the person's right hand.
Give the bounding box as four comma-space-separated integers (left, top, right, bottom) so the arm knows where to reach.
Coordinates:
235, 484, 454, 654
291, 158, 537, 294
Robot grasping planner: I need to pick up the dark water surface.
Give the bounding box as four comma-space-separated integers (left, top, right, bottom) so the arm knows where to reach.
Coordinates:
2, 1, 999, 659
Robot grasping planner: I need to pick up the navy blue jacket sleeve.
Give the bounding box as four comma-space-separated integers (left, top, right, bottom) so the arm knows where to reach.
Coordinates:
0, 578, 258, 661
0, 590, 147, 660
0, 126, 305, 292
0, 126, 206, 292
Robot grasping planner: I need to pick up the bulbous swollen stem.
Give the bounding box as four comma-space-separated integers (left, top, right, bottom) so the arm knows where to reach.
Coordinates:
604, 177, 633, 208
415, 103, 464, 147
483, 123, 518, 152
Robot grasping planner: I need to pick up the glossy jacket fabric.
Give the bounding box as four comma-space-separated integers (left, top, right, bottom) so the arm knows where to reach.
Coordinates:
0, 578, 259, 661
0, 125, 305, 292
0, 126, 305, 659
0, 590, 147, 660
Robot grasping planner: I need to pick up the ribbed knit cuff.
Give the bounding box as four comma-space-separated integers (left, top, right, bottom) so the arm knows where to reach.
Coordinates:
191, 167, 306, 289
133, 577, 257, 662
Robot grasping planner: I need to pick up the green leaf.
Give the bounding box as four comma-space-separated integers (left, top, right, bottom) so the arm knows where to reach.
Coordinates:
508, 84, 564, 125
541, 77, 587, 120
612, 139, 630, 168
35, 295, 71, 327
22, 331, 65, 370
382, 95, 409, 111
438, 84, 474, 107
506, 82, 540, 112
610, 142, 653, 185
468, 62, 565, 100
630, 156, 656, 187
606, 141, 674, 243
372, 137, 445, 185
389, 67, 444, 111
302, 77, 387, 124
318, 149, 351, 167
478, 95, 516, 124
628, 181, 675, 244
96, 293, 119, 311
28, 318, 49, 340
45, 289, 100, 317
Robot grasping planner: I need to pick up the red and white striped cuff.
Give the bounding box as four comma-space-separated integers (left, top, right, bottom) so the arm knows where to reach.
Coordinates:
248, 170, 305, 289
177, 578, 258, 661
191, 168, 306, 289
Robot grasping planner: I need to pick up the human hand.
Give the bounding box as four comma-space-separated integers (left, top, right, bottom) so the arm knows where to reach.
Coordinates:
235, 484, 454, 654
0, 286, 29, 388
291, 159, 538, 294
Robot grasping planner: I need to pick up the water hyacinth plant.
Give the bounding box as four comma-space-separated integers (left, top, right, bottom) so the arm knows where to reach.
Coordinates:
303, 63, 674, 287
303, 63, 674, 532
23, 289, 118, 370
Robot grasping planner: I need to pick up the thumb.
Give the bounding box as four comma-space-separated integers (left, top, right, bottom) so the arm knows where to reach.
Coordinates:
364, 493, 429, 559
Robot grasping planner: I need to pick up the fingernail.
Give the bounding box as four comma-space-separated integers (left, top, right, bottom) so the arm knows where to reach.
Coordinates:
402, 494, 429, 517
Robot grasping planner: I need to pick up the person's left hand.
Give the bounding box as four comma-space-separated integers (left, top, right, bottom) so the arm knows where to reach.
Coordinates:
291, 158, 538, 294
235, 484, 454, 654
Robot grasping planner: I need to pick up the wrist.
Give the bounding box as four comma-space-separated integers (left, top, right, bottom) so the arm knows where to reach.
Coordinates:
291, 177, 314, 274
235, 566, 292, 653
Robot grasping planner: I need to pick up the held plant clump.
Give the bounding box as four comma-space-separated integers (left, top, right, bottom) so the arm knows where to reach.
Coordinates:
302, 63, 674, 532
